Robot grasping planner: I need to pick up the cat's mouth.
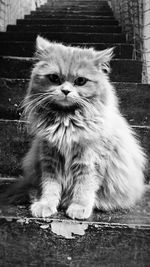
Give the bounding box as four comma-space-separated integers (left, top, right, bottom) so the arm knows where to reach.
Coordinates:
35, 95, 82, 116
49, 101, 81, 114
56, 96, 73, 107
48, 95, 82, 113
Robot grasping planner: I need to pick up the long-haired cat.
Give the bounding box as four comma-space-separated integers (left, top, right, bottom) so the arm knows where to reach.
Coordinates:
1, 36, 146, 219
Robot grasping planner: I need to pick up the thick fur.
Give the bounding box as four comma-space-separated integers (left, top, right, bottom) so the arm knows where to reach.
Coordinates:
1, 36, 146, 219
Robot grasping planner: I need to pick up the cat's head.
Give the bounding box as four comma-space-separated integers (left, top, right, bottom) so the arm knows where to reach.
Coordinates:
24, 36, 115, 135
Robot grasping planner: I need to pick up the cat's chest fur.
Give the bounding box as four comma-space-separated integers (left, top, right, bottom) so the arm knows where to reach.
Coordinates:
40, 112, 104, 195
40, 110, 102, 153
42, 137, 85, 194
53, 117, 81, 152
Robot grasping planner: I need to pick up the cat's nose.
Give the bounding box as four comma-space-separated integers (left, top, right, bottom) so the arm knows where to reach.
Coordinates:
61, 89, 70, 96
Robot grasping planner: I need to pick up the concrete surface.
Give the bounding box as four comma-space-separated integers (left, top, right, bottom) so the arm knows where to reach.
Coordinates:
0, 185, 150, 267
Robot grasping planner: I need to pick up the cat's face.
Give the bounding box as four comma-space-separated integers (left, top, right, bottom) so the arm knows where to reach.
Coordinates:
26, 36, 113, 115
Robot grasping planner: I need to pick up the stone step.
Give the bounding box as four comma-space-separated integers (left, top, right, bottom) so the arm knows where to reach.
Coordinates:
0, 183, 150, 224
30, 10, 113, 16
43, 5, 110, 9
38, 2, 111, 7
39, 2, 110, 7
0, 196, 150, 267
42, 0, 109, 4
46, 0, 106, 1
0, 42, 132, 58
52, 0, 107, 1
0, 120, 149, 179
37, 6, 111, 11
42, 5, 110, 9
46, 2, 109, 6
25, 14, 114, 19
45, 0, 109, 4
7, 25, 122, 33
0, 79, 149, 126
17, 18, 118, 25
0, 32, 126, 43
34, 5, 112, 11
44, 0, 109, 5
0, 57, 142, 83
0, 120, 28, 177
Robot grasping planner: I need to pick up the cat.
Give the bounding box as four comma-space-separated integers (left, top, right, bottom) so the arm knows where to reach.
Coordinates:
1, 36, 146, 219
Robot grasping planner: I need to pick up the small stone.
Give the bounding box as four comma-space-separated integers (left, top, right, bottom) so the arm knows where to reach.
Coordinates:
6, 217, 13, 222
17, 218, 26, 224
40, 224, 49, 229
17, 218, 30, 224
67, 256, 72, 260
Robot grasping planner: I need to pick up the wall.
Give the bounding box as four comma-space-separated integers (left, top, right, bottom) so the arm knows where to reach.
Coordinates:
0, 0, 47, 31
143, 0, 150, 84
109, 0, 150, 84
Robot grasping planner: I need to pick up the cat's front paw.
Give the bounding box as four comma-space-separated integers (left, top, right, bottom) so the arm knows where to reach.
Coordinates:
30, 201, 57, 218
66, 203, 93, 219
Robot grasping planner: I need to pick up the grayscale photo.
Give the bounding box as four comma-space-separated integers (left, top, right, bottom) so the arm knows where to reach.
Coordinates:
0, 0, 150, 266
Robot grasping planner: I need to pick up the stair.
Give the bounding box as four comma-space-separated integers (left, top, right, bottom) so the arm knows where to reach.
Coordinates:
0, 0, 150, 266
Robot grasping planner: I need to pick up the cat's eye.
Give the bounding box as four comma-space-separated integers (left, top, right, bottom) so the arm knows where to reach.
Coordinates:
47, 74, 61, 85
74, 77, 88, 86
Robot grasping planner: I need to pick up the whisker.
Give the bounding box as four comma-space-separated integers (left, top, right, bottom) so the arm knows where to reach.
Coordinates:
22, 93, 52, 108
20, 92, 48, 107
22, 93, 55, 119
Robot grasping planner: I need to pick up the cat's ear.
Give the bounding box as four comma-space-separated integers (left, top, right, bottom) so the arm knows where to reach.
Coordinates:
36, 35, 51, 51
94, 48, 114, 73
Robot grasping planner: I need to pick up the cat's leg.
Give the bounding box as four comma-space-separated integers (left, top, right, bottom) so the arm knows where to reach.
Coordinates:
31, 177, 61, 217
66, 151, 100, 219
66, 173, 99, 219
30, 141, 62, 218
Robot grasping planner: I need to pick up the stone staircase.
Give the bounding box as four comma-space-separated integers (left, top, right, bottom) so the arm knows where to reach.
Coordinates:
0, 0, 150, 266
